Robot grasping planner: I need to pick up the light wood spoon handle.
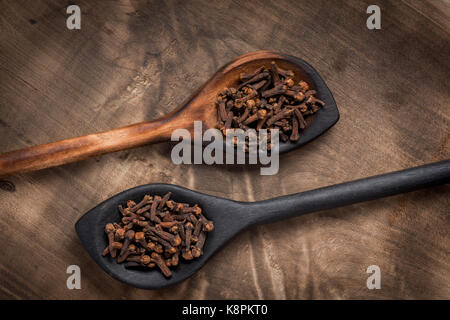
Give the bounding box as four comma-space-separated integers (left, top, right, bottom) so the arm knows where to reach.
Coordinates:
0, 116, 185, 177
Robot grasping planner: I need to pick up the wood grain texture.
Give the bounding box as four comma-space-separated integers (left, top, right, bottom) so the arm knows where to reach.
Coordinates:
0, 0, 449, 299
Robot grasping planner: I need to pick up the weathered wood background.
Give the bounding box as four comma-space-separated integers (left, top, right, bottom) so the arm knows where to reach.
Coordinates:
0, 0, 449, 299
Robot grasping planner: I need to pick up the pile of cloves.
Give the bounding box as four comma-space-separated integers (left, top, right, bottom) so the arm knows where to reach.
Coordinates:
102, 192, 214, 278
216, 61, 325, 148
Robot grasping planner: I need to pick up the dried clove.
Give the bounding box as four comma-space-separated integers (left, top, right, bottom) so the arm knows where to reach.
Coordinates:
102, 192, 214, 278
216, 61, 325, 148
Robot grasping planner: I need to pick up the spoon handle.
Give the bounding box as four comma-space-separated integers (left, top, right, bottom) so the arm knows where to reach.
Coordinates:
247, 160, 450, 226
0, 117, 182, 177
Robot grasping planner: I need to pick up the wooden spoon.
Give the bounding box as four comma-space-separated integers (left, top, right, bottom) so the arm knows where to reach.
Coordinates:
0, 51, 339, 177
76, 160, 450, 289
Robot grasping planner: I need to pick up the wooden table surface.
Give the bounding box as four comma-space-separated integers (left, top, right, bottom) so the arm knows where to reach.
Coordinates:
0, 0, 449, 299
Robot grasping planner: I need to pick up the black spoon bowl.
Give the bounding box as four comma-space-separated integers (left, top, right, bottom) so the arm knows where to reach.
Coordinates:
76, 184, 246, 289
75, 160, 450, 289
272, 55, 339, 154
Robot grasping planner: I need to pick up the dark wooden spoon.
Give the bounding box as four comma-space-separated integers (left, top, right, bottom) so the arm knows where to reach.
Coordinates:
0, 50, 339, 177
76, 160, 450, 289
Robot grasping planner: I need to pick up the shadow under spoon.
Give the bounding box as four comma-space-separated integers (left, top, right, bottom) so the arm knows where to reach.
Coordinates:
76, 160, 450, 289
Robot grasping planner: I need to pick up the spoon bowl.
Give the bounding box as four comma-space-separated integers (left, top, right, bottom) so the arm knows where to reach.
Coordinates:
75, 160, 450, 289
0, 51, 338, 176
75, 184, 246, 289
210, 51, 339, 154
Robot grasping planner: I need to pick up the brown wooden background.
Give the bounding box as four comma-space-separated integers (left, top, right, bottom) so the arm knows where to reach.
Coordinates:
0, 0, 449, 299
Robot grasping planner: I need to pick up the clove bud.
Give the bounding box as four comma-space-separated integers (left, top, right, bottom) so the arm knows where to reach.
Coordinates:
102, 192, 214, 278
216, 61, 325, 147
